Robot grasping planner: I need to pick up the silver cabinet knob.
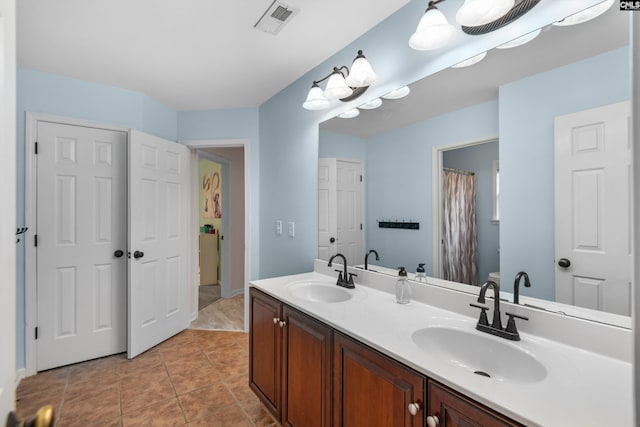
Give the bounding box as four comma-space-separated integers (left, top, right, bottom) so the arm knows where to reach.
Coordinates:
407, 402, 421, 416
427, 415, 440, 427
279, 320, 286, 328
273, 317, 280, 324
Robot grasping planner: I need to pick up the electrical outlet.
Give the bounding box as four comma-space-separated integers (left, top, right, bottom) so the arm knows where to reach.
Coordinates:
276, 220, 282, 235
288, 221, 295, 237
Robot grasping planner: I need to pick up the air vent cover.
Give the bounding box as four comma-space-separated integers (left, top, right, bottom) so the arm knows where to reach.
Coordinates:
254, 1, 299, 35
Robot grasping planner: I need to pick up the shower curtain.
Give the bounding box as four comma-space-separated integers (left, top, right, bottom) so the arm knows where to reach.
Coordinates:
442, 170, 478, 285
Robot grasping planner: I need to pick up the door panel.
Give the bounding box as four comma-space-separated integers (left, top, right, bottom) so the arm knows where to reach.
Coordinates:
336, 160, 363, 264
128, 130, 190, 358
554, 101, 632, 315
318, 158, 337, 260
36, 122, 127, 370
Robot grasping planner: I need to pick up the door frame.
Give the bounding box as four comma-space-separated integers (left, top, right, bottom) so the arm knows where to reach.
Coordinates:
431, 137, 498, 279
24, 112, 130, 376
182, 139, 251, 331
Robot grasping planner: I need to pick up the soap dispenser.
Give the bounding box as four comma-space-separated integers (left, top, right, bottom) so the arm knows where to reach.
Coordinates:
415, 263, 426, 282
395, 267, 412, 304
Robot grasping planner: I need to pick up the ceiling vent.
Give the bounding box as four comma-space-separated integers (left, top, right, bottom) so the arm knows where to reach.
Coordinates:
254, 1, 299, 35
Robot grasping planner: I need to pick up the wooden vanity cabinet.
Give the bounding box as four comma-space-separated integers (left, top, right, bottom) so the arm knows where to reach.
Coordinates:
428, 380, 524, 427
333, 331, 425, 427
249, 288, 332, 427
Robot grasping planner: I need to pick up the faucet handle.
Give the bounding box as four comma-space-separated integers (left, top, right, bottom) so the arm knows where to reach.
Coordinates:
469, 303, 490, 327
347, 272, 357, 284
334, 269, 344, 282
504, 312, 528, 336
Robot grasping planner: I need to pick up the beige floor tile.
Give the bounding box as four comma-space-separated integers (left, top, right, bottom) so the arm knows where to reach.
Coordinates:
239, 399, 279, 427
16, 367, 69, 398
14, 387, 64, 422
187, 404, 252, 427
179, 383, 236, 422
165, 351, 213, 377
121, 375, 176, 413
58, 393, 121, 427
170, 364, 221, 396
123, 398, 186, 426
223, 375, 256, 403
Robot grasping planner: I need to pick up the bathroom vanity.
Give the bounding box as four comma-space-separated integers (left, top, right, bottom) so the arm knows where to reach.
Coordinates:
249, 260, 633, 427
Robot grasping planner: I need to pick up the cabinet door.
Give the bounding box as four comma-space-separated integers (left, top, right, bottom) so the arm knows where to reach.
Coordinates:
428, 380, 523, 427
282, 306, 332, 427
249, 288, 282, 419
334, 332, 425, 427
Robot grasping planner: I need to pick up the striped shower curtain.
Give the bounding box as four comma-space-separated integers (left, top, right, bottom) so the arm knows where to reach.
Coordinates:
442, 170, 478, 285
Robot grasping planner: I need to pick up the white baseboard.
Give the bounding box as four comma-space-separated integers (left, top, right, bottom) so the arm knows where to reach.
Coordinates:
15, 368, 26, 387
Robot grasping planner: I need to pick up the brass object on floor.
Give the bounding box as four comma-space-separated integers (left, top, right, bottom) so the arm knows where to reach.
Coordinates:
5, 405, 54, 427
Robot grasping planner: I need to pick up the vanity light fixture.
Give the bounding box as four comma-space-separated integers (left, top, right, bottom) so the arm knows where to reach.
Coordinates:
451, 51, 487, 68
338, 109, 360, 119
302, 50, 377, 110
496, 28, 541, 49
553, 0, 614, 26
359, 98, 383, 110
456, 0, 514, 27
409, 0, 456, 51
382, 86, 411, 100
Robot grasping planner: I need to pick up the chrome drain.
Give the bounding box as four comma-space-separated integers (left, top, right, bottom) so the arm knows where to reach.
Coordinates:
474, 370, 491, 378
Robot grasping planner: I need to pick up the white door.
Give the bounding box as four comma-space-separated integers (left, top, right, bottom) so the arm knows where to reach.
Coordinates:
128, 131, 190, 358
36, 122, 128, 370
554, 101, 632, 316
318, 158, 337, 260
336, 160, 364, 264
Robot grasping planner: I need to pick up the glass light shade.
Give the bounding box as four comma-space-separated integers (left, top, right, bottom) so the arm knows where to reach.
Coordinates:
451, 51, 487, 68
323, 71, 353, 100
345, 53, 378, 87
553, 0, 614, 26
302, 85, 329, 110
496, 28, 542, 49
456, 0, 514, 26
409, 8, 456, 51
382, 86, 411, 100
359, 98, 383, 110
338, 109, 360, 119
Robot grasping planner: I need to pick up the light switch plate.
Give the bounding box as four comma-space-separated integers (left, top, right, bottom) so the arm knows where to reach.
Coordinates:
288, 221, 295, 237
276, 220, 282, 235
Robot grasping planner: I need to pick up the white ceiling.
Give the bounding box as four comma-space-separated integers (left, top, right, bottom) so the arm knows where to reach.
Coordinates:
321, 5, 629, 138
16, 0, 409, 111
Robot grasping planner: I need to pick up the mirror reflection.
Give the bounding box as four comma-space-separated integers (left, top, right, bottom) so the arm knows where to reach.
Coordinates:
318, 6, 631, 319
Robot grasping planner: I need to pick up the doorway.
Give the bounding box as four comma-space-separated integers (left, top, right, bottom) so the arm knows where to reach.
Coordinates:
432, 138, 499, 284
187, 142, 248, 332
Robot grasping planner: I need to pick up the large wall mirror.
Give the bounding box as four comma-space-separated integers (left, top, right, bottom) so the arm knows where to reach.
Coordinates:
318, 5, 631, 326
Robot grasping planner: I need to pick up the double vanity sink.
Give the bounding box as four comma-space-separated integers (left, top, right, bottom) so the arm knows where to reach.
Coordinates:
250, 262, 633, 426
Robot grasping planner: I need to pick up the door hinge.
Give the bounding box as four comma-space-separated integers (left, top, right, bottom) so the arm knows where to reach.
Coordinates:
360, 223, 363, 230
34, 234, 38, 247
35, 327, 38, 340
34, 142, 38, 154
360, 174, 362, 182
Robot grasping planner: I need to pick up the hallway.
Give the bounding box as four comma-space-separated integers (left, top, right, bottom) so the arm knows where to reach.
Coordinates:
15, 330, 277, 426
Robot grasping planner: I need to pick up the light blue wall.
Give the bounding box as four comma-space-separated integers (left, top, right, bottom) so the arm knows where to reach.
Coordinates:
16, 68, 180, 370
255, 0, 572, 280
500, 46, 630, 301
177, 108, 260, 283
366, 100, 498, 274
318, 130, 367, 160
443, 141, 499, 285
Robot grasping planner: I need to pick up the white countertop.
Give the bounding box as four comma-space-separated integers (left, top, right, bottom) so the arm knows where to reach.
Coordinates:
250, 269, 634, 427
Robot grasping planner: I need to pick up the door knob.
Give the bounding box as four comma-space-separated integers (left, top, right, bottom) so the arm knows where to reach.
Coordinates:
273, 317, 280, 324
558, 258, 571, 268
113, 250, 124, 258
133, 250, 144, 259
407, 402, 421, 416
279, 320, 286, 328
330, 237, 336, 243
427, 415, 440, 427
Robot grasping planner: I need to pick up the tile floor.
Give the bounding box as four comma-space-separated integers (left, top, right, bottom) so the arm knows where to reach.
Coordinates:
15, 330, 279, 427
191, 294, 244, 331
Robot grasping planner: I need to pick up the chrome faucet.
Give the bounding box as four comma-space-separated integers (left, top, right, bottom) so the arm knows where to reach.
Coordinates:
513, 271, 531, 305
328, 253, 356, 289
470, 280, 528, 341
364, 249, 379, 270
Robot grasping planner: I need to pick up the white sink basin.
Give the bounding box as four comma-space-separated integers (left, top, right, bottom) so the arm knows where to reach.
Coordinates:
287, 281, 361, 303
411, 326, 547, 384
